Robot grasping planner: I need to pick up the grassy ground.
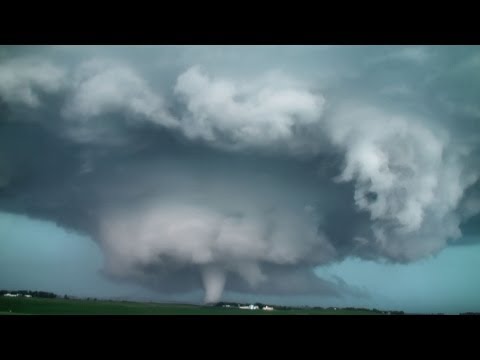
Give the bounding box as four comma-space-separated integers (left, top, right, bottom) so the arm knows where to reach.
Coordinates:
0, 297, 380, 315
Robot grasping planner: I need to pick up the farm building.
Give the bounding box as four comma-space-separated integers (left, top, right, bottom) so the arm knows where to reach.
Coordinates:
239, 304, 259, 310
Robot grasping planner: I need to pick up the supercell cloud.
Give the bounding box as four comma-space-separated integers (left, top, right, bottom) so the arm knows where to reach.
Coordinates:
1, 45, 480, 303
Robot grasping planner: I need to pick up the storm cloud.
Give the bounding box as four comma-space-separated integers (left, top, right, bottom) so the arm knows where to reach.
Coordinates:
1, 45, 480, 303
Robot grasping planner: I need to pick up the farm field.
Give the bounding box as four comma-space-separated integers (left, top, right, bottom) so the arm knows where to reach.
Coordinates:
0, 297, 381, 315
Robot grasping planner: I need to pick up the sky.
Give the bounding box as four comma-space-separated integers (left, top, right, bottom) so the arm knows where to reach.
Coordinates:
0, 45, 480, 313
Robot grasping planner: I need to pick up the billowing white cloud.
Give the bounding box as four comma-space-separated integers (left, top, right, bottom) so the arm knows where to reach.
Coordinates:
62, 59, 178, 139
174, 66, 325, 152
0, 58, 65, 107
61, 63, 327, 152
326, 104, 479, 260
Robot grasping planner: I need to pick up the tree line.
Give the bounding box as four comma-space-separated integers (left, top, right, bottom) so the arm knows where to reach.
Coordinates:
214, 301, 404, 314
0, 289, 58, 298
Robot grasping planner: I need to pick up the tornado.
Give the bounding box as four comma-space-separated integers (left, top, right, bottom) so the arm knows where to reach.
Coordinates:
201, 265, 227, 304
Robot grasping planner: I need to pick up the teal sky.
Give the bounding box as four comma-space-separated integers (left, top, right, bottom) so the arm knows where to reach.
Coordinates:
0, 212, 160, 300
1, 210, 479, 313
315, 241, 480, 314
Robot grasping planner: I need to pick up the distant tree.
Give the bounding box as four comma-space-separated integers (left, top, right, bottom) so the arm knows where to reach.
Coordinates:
64, 295, 69, 300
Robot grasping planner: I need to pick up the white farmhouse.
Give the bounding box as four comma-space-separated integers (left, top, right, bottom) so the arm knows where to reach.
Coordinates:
262, 305, 274, 311
239, 304, 259, 310
4, 293, 19, 297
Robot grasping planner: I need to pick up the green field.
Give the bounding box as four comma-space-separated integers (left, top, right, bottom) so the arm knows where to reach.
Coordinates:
0, 297, 380, 315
